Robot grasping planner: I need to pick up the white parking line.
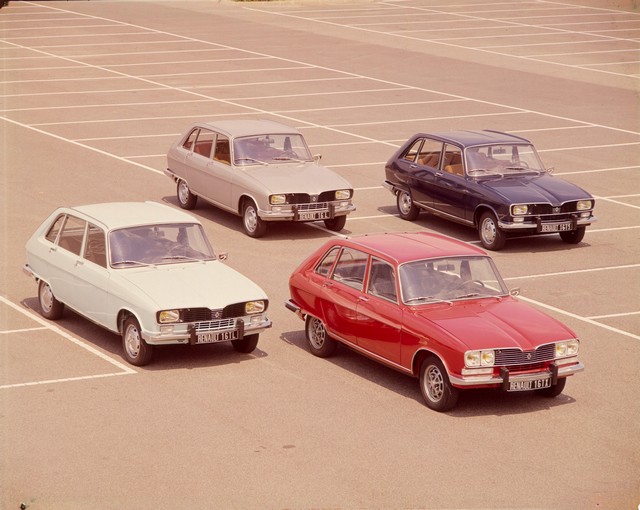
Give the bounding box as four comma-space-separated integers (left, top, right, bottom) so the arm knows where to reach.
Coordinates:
0, 295, 136, 390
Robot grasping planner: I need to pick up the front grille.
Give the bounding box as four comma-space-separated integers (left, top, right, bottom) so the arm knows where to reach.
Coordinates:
298, 202, 329, 212
181, 303, 247, 323
195, 318, 237, 332
495, 343, 555, 366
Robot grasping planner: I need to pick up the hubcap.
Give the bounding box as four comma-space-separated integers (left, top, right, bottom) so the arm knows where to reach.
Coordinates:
399, 192, 412, 215
481, 217, 497, 245
244, 206, 257, 233
424, 365, 444, 402
178, 181, 190, 204
125, 325, 141, 358
309, 318, 325, 349
40, 284, 53, 312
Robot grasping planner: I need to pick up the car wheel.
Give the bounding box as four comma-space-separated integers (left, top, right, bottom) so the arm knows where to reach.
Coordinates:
324, 215, 347, 232
478, 211, 506, 251
242, 200, 267, 238
38, 280, 64, 320
419, 356, 459, 412
231, 334, 259, 353
397, 190, 419, 221
537, 377, 566, 398
122, 317, 153, 366
559, 227, 585, 244
177, 179, 197, 210
304, 315, 337, 358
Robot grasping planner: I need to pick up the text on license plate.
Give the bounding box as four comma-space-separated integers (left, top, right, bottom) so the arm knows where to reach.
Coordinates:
541, 222, 572, 232
196, 329, 239, 344
509, 378, 551, 392
299, 211, 330, 221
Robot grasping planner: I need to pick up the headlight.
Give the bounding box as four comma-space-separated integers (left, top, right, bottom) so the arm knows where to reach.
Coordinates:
270, 194, 286, 205
511, 204, 529, 215
555, 340, 579, 358
465, 350, 495, 368
576, 200, 592, 211
158, 310, 180, 323
335, 189, 351, 200
245, 300, 266, 314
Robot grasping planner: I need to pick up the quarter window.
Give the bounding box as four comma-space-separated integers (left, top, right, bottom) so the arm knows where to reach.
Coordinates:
315, 247, 340, 277
45, 215, 65, 243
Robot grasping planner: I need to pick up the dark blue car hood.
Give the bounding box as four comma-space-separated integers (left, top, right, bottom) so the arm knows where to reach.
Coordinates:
479, 174, 591, 205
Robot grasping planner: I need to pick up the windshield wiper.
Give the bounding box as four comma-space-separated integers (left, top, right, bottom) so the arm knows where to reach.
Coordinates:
455, 292, 481, 299
111, 260, 149, 267
235, 157, 269, 166
405, 296, 452, 305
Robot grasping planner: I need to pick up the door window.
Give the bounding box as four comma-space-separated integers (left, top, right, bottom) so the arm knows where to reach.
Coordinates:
193, 129, 215, 158
83, 223, 107, 268
367, 259, 397, 302
417, 139, 444, 169
213, 135, 231, 165
331, 248, 368, 291
57, 215, 86, 256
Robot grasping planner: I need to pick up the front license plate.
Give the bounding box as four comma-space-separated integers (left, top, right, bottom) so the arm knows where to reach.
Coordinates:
299, 211, 329, 221
195, 329, 239, 344
541, 222, 572, 232
508, 377, 551, 392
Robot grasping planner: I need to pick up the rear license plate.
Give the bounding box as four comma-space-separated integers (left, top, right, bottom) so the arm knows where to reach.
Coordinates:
508, 377, 551, 392
195, 329, 239, 344
299, 211, 330, 221
541, 222, 572, 232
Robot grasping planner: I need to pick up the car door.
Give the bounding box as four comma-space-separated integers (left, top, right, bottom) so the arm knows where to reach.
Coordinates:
189, 130, 235, 209
430, 143, 469, 220
319, 247, 369, 345
407, 138, 443, 209
355, 258, 402, 364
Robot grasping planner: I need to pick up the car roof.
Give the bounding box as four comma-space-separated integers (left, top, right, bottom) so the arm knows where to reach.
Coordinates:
68, 201, 201, 230
342, 232, 488, 265
195, 119, 302, 138
415, 130, 531, 147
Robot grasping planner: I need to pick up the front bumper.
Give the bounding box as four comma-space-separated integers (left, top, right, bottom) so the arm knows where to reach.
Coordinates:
449, 361, 584, 388
499, 214, 596, 231
143, 316, 272, 345
260, 201, 355, 222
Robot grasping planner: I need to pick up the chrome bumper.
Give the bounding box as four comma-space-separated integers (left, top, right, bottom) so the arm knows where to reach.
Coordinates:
143, 317, 272, 345
260, 202, 355, 222
499, 215, 596, 230
449, 361, 584, 387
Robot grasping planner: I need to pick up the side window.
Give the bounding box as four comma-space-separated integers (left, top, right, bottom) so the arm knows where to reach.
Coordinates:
417, 139, 444, 169
443, 144, 463, 176
331, 248, 368, 291
45, 215, 66, 244
315, 247, 340, 277
367, 259, 397, 302
182, 129, 199, 151
193, 129, 215, 159
58, 215, 86, 256
402, 139, 423, 163
213, 135, 231, 165
83, 223, 107, 268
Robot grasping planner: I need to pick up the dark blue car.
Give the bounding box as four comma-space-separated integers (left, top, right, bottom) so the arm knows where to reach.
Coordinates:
383, 130, 596, 250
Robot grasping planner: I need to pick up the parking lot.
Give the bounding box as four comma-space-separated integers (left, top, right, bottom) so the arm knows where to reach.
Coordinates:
1, 0, 639, 508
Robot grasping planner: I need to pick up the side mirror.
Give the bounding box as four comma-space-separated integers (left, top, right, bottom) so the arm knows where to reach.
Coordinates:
218, 252, 228, 262
510, 288, 520, 297
313, 154, 322, 163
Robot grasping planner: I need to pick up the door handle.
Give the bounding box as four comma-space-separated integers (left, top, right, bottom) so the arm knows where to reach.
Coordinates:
358, 296, 369, 302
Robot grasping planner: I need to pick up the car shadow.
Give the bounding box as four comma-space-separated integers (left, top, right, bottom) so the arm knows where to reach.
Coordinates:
21, 297, 267, 371
376, 205, 593, 254
280, 329, 576, 417
161, 195, 348, 241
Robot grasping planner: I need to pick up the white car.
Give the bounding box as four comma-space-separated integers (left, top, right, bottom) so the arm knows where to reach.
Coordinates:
23, 201, 272, 366
165, 119, 356, 237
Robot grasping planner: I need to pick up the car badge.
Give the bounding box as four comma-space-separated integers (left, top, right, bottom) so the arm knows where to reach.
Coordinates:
525, 353, 533, 361
311, 195, 318, 202
552, 207, 561, 213
212, 310, 222, 319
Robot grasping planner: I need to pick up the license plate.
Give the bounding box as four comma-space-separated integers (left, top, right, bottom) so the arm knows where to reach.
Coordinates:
508, 377, 551, 392
541, 222, 572, 232
195, 329, 239, 344
299, 211, 329, 221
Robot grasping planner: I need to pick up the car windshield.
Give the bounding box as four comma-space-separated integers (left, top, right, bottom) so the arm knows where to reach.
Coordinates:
109, 223, 216, 267
466, 144, 545, 177
399, 256, 509, 304
233, 134, 313, 165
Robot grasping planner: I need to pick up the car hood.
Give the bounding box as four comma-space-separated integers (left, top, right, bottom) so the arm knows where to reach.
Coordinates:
479, 174, 591, 204
412, 298, 575, 350
117, 261, 267, 309
243, 163, 352, 194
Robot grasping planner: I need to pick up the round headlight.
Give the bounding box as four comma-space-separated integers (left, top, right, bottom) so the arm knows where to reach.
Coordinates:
481, 350, 495, 366
465, 351, 481, 367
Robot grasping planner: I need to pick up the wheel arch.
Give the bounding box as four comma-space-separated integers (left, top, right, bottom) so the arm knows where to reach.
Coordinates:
473, 204, 499, 227
411, 348, 452, 378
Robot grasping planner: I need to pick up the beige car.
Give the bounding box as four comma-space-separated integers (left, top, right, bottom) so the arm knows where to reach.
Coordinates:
165, 119, 356, 237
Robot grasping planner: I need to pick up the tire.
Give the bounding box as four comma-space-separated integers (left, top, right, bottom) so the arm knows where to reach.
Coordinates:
122, 317, 153, 366
478, 211, 506, 251
304, 315, 337, 358
324, 215, 347, 232
396, 190, 419, 221
38, 280, 64, 320
537, 377, 566, 398
559, 227, 585, 244
419, 356, 459, 412
242, 200, 267, 238
177, 179, 197, 210
231, 334, 259, 353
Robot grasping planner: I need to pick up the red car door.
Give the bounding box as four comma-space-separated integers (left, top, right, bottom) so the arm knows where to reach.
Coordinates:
355, 258, 402, 365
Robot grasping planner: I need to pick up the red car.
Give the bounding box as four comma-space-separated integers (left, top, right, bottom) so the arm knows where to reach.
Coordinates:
285, 232, 583, 411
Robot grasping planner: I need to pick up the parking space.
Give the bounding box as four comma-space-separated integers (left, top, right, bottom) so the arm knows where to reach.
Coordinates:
1, 1, 639, 509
